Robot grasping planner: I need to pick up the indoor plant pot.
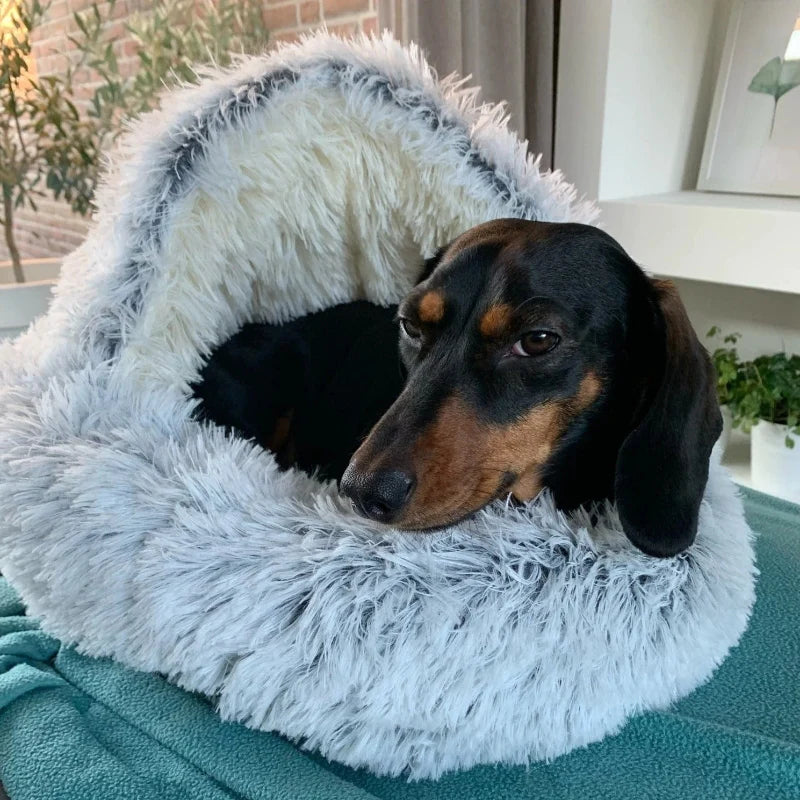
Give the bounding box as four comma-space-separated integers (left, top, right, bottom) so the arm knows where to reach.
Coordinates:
0, 259, 60, 341
751, 420, 800, 503
715, 404, 733, 459
707, 329, 799, 502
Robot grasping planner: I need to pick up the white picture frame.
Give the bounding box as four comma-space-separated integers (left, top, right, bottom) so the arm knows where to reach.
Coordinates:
698, 0, 800, 197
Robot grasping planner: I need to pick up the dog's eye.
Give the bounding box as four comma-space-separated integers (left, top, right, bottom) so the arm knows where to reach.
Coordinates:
512, 330, 560, 356
400, 318, 422, 340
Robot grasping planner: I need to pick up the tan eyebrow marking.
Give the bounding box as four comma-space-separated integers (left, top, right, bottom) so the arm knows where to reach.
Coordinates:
418, 290, 445, 324
479, 303, 513, 338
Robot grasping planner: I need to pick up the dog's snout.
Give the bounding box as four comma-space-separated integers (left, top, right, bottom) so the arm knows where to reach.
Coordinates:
340, 466, 415, 523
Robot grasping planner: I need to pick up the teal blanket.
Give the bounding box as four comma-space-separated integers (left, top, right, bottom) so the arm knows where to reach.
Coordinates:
2, 488, 798, 799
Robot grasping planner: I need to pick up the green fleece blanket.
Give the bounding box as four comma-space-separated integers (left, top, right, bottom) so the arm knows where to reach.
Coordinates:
1, 487, 798, 800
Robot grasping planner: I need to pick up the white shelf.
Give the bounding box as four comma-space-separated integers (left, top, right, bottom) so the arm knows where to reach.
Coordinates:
721, 430, 753, 491
0, 280, 55, 341
721, 429, 800, 505
599, 191, 800, 295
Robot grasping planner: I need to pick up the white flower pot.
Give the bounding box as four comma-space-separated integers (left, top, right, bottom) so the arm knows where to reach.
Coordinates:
712, 405, 733, 463
751, 420, 800, 504
0, 258, 61, 340
0, 279, 56, 341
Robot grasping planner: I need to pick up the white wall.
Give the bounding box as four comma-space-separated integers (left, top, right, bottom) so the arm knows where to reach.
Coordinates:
599, 0, 730, 199
672, 277, 800, 359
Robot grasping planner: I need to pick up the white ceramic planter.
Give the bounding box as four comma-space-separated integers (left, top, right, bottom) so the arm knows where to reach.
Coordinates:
0, 258, 61, 340
751, 420, 800, 504
712, 405, 733, 463
0, 279, 56, 341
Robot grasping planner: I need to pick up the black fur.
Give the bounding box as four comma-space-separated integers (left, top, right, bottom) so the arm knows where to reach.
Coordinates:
193, 220, 721, 556
191, 301, 403, 481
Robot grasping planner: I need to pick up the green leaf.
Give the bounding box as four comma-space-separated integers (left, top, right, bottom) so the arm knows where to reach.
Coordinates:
749, 56, 800, 106
749, 56, 783, 97
73, 11, 89, 36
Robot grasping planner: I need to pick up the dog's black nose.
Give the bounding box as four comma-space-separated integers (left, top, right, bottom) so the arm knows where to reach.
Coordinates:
340, 467, 415, 523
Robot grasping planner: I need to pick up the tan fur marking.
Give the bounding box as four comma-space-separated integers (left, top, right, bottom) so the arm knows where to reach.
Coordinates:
268, 412, 293, 452
399, 398, 561, 528
349, 371, 603, 530
574, 371, 602, 408
479, 304, 513, 338
399, 371, 602, 528
418, 291, 445, 324
268, 410, 297, 471
509, 468, 542, 503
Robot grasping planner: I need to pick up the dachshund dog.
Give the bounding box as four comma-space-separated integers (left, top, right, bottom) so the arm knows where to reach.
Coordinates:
193, 219, 721, 557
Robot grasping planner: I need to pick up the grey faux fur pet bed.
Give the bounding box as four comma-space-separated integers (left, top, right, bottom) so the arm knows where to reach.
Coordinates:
0, 34, 756, 779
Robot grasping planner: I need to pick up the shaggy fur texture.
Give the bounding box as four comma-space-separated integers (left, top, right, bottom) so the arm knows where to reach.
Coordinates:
0, 34, 755, 779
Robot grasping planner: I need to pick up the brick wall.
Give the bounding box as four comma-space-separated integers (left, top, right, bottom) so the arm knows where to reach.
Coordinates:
1, 0, 379, 264
267, 0, 377, 43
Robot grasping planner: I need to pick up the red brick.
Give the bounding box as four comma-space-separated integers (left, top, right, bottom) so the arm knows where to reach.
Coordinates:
361, 15, 378, 35
327, 21, 358, 37
32, 20, 57, 40
45, 1, 68, 21
300, 1, 320, 24
104, 19, 126, 39
323, 0, 369, 15
262, 3, 298, 31
33, 42, 59, 59
272, 30, 301, 45
120, 38, 139, 57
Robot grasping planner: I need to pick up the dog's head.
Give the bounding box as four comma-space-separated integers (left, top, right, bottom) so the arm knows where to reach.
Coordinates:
340, 219, 721, 556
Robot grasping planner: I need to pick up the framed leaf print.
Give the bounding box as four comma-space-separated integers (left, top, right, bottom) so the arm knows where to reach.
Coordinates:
699, 0, 800, 196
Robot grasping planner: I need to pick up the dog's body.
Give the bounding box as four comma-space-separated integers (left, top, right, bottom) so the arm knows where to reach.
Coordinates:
193, 220, 721, 557
192, 301, 404, 481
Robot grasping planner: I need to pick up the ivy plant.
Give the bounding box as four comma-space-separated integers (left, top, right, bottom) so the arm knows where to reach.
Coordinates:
707, 327, 800, 448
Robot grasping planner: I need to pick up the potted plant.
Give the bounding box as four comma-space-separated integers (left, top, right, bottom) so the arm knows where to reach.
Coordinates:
1, 0, 100, 285
732, 352, 800, 503
1, 0, 267, 336
708, 329, 800, 503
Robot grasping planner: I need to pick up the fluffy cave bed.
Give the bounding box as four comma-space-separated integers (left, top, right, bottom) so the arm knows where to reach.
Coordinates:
0, 34, 755, 779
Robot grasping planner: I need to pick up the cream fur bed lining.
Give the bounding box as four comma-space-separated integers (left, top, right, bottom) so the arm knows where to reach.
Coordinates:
0, 34, 755, 779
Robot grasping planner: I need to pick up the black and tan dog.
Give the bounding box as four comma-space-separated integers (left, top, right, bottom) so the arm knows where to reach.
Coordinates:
193, 220, 721, 557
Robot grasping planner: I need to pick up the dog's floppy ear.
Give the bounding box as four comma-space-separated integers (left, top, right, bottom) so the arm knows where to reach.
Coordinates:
416, 245, 448, 284
615, 280, 722, 557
